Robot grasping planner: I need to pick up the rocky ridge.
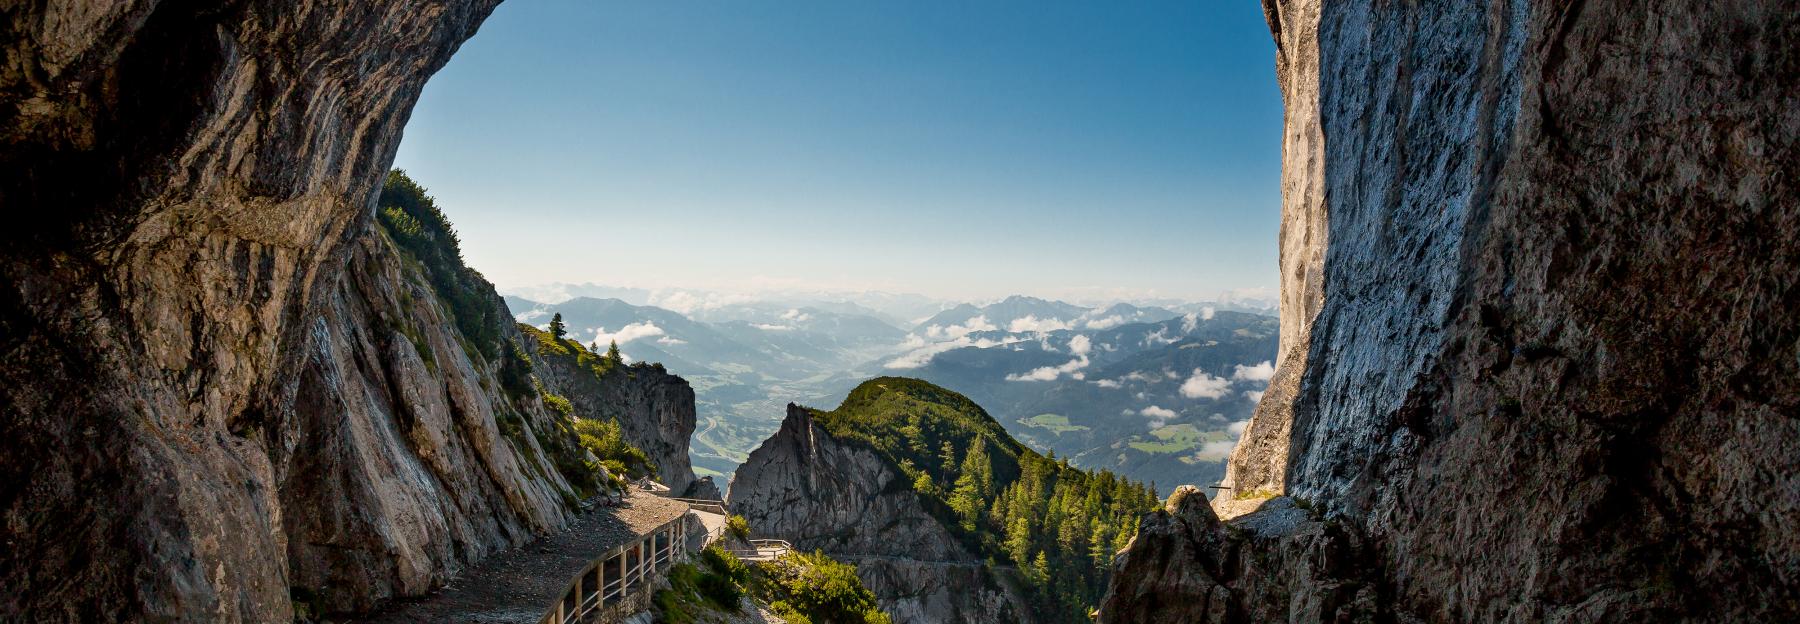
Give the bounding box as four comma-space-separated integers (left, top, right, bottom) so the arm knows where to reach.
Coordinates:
1109, 1, 1800, 622
524, 329, 703, 494
728, 404, 1033, 624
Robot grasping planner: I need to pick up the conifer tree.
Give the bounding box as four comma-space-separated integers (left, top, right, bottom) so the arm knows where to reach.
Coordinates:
548, 312, 567, 340
604, 340, 622, 364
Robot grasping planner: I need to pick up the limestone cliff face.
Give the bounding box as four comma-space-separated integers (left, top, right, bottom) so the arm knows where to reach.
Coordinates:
1118, 1, 1800, 622
528, 344, 700, 493
283, 228, 590, 615
729, 405, 1033, 624
0, 1, 631, 621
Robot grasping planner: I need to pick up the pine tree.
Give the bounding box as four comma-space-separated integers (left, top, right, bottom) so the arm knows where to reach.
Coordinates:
1005, 515, 1033, 565
604, 340, 622, 364
1088, 518, 1113, 569
949, 438, 993, 531
548, 312, 567, 340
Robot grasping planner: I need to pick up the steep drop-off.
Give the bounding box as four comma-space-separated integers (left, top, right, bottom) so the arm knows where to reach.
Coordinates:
1108, 1, 1800, 622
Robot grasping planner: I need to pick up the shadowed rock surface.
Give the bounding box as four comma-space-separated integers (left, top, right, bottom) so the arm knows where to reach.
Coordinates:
0, 1, 694, 621
1111, 1, 1800, 622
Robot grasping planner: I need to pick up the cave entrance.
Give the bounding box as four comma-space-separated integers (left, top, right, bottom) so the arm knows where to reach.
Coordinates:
392, 1, 1284, 500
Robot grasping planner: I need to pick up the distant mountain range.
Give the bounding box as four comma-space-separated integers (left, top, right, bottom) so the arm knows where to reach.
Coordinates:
504, 289, 1277, 494
893, 311, 1277, 493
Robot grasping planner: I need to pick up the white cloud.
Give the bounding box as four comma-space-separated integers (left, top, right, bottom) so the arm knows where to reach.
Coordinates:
1008, 315, 1072, 334
1232, 361, 1275, 382
885, 335, 1021, 369
646, 289, 758, 314
780, 309, 812, 322
591, 322, 665, 346
1180, 313, 1199, 333
1006, 355, 1090, 382
923, 315, 997, 340
1092, 379, 1122, 389
1202, 306, 1216, 320
656, 336, 687, 346
1121, 371, 1161, 384
1142, 327, 1178, 347
1244, 390, 1265, 403
1067, 334, 1092, 356
515, 308, 551, 322
1084, 314, 1127, 330
1228, 420, 1251, 437
1139, 405, 1178, 428
1179, 369, 1230, 399
1194, 440, 1236, 461
751, 323, 795, 331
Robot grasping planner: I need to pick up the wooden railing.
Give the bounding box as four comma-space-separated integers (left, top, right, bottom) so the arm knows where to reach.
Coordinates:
540, 513, 692, 624
668, 497, 727, 515
726, 539, 793, 562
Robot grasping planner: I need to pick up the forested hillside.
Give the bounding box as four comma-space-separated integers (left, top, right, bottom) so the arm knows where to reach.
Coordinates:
804, 378, 1160, 621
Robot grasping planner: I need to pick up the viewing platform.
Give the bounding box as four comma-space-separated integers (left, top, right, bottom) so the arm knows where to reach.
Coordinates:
726, 539, 794, 563
363, 492, 691, 624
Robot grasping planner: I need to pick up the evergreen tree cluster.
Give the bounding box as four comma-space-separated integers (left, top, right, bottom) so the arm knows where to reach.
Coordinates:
808, 377, 1159, 622
375, 170, 505, 359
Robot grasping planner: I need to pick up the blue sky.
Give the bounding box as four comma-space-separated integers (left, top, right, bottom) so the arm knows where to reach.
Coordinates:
393, 1, 1282, 303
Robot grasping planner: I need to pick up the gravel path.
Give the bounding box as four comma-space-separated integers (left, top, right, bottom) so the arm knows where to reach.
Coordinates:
354, 493, 690, 623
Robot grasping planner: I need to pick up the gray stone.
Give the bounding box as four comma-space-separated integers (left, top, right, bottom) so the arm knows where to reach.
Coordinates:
1118, 1, 1800, 621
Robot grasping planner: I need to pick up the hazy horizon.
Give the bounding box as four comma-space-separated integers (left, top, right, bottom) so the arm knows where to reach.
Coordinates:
496, 279, 1279, 320
394, 1, 1283, 303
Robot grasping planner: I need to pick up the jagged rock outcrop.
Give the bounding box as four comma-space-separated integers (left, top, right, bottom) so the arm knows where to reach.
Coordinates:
527, 341, 700, 492
729, 405, 1032, 624
682, 475, 723, 500
1117, 1, 1800, 622
1100, 487, 1379, 624
0, 1, 659, 621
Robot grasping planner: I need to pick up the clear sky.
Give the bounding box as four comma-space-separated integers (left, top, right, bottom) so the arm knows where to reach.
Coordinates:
393, 1, 1283, 303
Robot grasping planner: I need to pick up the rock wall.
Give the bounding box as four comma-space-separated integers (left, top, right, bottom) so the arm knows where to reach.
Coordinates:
728, 405, 1033, 624
528, 344, 701, 493
0, 2, 626, 621
1117, 1, 1800, 622
283, 229, 585, 615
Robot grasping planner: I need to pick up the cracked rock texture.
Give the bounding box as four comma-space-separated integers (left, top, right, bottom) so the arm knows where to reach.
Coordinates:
528, 348, 701, 493
728, 405, 1033, 624
1124, 1, 1800, 622
0, 1, 697, 621
283, 229, 595, 616
1100, 488, 1379, 624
